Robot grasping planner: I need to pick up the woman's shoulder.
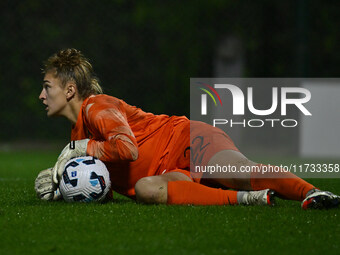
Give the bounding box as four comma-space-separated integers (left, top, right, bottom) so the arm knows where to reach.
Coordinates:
83, 94, 129, 110
82, 94, 128, 123
85, 94, 121, 104
83, 94, 133, 119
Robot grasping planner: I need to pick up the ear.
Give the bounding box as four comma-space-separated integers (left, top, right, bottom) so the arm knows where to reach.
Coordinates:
65, 82, 77, 101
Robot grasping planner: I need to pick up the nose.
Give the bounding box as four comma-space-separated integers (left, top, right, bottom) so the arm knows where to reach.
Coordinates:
39, 89, 46, 101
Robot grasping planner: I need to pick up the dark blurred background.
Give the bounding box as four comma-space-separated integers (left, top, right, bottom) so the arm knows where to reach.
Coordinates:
0, 0, 339, 150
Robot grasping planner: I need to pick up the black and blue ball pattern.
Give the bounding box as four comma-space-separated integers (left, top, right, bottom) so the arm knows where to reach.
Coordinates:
59, 156, 111, 202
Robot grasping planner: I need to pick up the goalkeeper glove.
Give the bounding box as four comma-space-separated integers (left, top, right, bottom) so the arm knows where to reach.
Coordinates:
34, 168, 61, 201
52, 139, 90, 184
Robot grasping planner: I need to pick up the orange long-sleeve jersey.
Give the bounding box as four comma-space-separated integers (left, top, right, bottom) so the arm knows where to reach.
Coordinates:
71, 94, 189, 198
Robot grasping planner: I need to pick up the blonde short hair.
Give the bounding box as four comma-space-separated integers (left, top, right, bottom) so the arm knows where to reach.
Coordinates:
43, 48, 103, 99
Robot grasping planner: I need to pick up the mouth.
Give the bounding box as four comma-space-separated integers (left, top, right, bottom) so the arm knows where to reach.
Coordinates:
43, 102, 49, 111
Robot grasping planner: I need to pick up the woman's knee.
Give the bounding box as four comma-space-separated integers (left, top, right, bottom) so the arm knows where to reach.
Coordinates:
135, 176, 168, 204
206, 150, 254, 190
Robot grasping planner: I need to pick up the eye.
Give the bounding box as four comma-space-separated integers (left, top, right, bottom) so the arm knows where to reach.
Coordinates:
43, 84, 51, 90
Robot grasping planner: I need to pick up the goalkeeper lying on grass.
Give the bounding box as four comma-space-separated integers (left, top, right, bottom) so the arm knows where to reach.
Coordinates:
35, 48, 340, 209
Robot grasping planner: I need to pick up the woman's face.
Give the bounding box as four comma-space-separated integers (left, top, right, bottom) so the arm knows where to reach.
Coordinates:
39, 72, 68, 117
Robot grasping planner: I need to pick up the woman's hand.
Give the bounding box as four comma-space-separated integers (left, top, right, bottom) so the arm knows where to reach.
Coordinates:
52, 139, 90, 184
34, 168, 61, 200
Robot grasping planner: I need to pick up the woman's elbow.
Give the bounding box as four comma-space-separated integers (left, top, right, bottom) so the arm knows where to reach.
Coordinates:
115, 137, 139, 161
129, 147, 138, 161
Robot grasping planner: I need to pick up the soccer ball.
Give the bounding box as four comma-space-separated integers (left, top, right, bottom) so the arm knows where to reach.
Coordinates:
59, 156, 111, 202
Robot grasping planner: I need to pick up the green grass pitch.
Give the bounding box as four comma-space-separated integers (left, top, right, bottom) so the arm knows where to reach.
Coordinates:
0, 150, 340, 255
